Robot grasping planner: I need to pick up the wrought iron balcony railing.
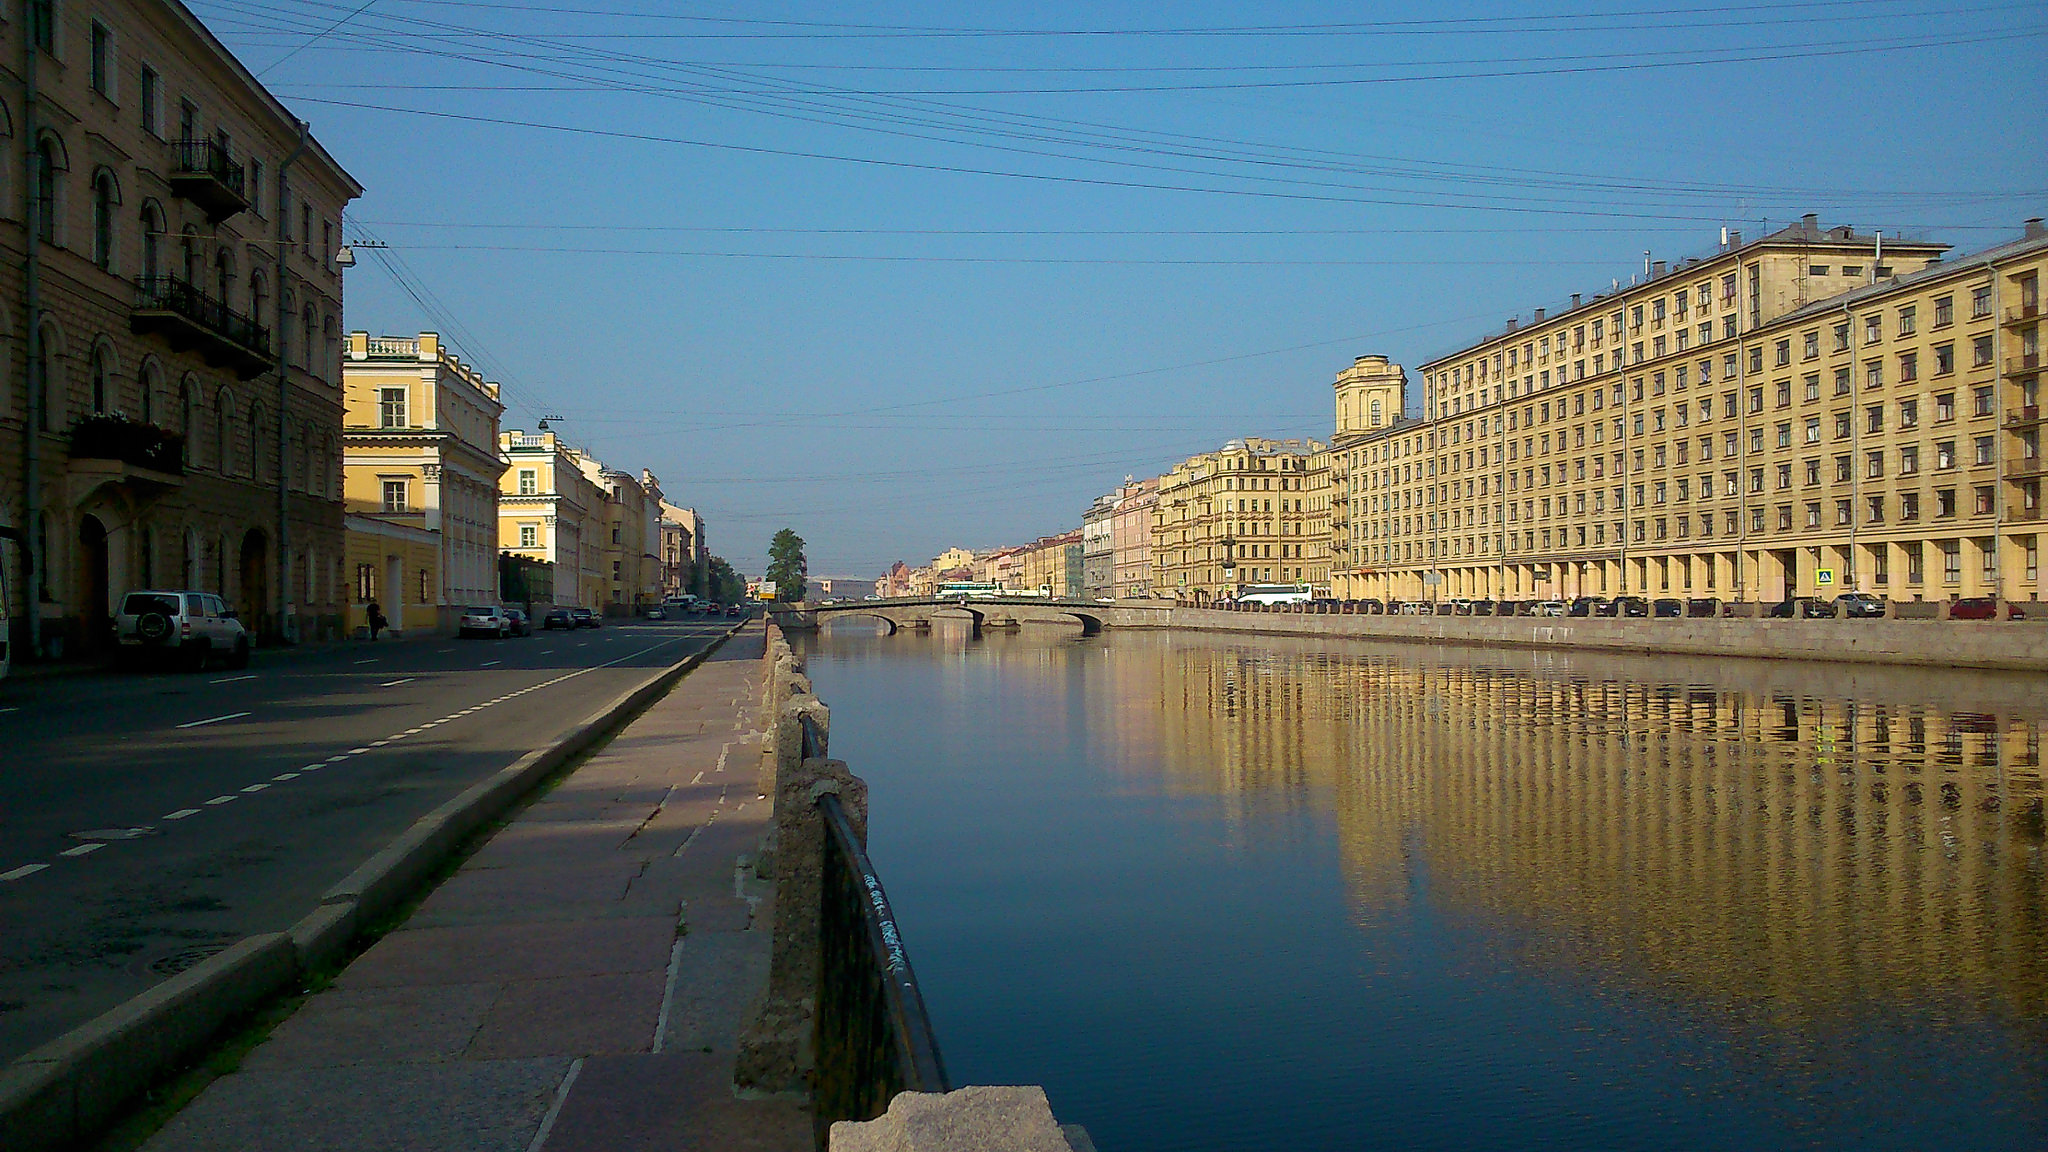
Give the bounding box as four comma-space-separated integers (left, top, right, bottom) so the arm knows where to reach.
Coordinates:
132, 275, 273, 379
168, 139, 249, 221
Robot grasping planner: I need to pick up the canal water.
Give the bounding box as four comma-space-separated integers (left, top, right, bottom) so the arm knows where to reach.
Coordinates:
796, 622, 2048, 1152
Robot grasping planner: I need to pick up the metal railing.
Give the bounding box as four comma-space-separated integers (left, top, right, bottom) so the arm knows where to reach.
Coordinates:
170, 138, 246, 196
134, 275, 271, 355
804, 712, 948, 1146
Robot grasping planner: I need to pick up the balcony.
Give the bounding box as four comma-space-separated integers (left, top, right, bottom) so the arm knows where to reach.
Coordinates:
2008, 456, 2047, 480
167, 139, 249, 222
132, 276, 273, 379
68, 414, 185, 474
2005, 302, 2040, 327
2009, 353, 2042, 375
2008, 405, 2044, 428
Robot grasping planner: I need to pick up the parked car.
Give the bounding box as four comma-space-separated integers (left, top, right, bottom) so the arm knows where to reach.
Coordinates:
1533, 600, 1567, 617
1834, 592, 1887, 619
571, 606, 600, 628
1949, 596, 2023, 620
1652, 598, 1684, 618
1768, 596, 1834, 618
112, 590, 249, 670
542, 606, 575, 630
1567, 597, 1604, 618
726, 603, 748, 618
503, 608, 531, 637
1613, 596, 1650, 618
1590, 598, 1620, 617
459, 605, 512, 638
1359, 599, 1385, 614
1685, 597, 1722, 618
644, 605, 666, 620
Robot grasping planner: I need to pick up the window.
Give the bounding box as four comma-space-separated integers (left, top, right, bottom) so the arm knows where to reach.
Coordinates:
1865, 360, 1883, 389
91, 171, 116, 271
1934, 343, 1954, 375
1834, 367, 1852, 395
356, 563, 377, 602
1776, 380, 1792, 407
1936, 393, 1956, 422
1898, 306, 1916, 337
1835, 455, 1853, 483
1866, 404, 1884, 434
1868, 496, 1885, 524
518, 468, 538, 495
1836, 499, 1853, 526
1899, 351, 1918, 382
249, 158, 264, 217
1748, 347, 1764, 375
1936, 489, 1957, 518
1834, 411, 1852, 439
382, 480, 408, 513
1935, 295, 1953, 326
1775, 338, 1791, 367
1972, 287, 1991, 318
1900, 446, 1918, 474
1804, 374, 1820, 402
1973, 336, 1994, 367
29, 0, 55, 52
1805, 417, 1822, 443
32, 136, 61, 245
1776, 462, 1792, 489
90, 21, 113, 96
520, 524, 538, 548
1902, 493, 1920, 523
1974, 386, 1995, 417
379, 387, 407, 428
140, 65, 161, 136
1833, 323, 1851, 353
1865, 314, 1883, 344
1937, 440, 1956, 469
1867, 449, 1884, 478
1801, 504, 1817, 529
1804, 458, 1821, 485
179, 99, 198, 144
1976, 486, 1995, 515
1975, 436, 1994, 466
1942, 541, 1962, 582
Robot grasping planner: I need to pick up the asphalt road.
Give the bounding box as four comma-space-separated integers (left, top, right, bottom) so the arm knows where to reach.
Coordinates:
0, 615, 742, 1064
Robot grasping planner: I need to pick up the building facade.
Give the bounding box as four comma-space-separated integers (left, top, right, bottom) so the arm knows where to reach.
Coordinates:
1337, 219, 2044, 606
2, 0, 361, 655
1080, 490, 1117, 600
496, 428, 604, 609
341, 332, 503, 631
1017, 530, 1082, 597
1150, 437, 1326, 602
1109, 475, 1158, 598
575, 456, 660, 612
656, 500, 703, 599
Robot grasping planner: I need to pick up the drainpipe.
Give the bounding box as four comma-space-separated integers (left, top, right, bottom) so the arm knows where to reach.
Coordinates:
20, 14, 43, 658
1846, 298, 1860, 594
274, 122, 307, 643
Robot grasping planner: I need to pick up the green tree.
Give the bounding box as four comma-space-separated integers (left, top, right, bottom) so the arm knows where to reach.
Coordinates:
706, 556, 746, 604
766, 529, 808, 603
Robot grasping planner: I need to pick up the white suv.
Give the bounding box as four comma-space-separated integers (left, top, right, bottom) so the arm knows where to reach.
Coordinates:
458, 605, 512, 638
113, 591, 250, 670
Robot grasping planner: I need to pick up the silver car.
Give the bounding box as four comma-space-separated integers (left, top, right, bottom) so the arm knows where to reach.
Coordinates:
458, 605, 512, 638
113, 590, 250, 670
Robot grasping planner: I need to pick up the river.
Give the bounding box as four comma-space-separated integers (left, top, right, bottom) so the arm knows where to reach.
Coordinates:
796, 621, 2047, 1152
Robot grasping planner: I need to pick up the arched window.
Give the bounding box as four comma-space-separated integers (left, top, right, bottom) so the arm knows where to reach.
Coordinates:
89, 344, 112, 414
216, 387, 236, 474
32, 133, 64, 245
34, 319, 62, 431
248, 269, 268, 331
90, 169, 119, 271
214, 248, 235, 308
279, 289, 296, 364
138, 359, 163, 424
179, 375, 198, 464
301, 304, 316, 372
249, 400, 269, 484
322, 314, 339, 380
139, 202, 165, 282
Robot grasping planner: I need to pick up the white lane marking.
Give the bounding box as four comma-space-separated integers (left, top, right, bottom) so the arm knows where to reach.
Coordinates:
163, 809, 201, 820
60, 843, 105, 857
436, 647, 454, 653
526, 1058, 585, 1152
690, 771, 704, 785
326, 754, 350, 763
1, 864, 50, 881
370, 740, 390, 747
210, 674, 257, 684
0, 706, 19, 714
403, 728, 424, 735
240, 783, 269, 793
273, 772, 301, 781
353, 658, 378, 665
303, 763, 326, 771
177, 711, 251, 729
651, 939, 687, 1054
348, 747, 371, 754
380, 678, 415, 687
206, 795, 237, 805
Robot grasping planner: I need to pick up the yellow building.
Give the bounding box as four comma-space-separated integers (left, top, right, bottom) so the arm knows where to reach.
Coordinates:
1, 0, 360, 654
341, 333, 504, 632
498, 428, 605, 608
575, 456, 662, 612
1337, 219, 2045, 605
1017, 530, 1083, 597
1150, 437, 1327, 602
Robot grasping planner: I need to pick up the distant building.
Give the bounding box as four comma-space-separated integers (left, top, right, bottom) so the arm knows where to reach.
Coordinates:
659, 501, 707, 597
1081, 491, 1118, 599
1110, 476, 1160, 598
497, 428, 605, 608
1151, 437, 1327, 602
1018, 530, 1084, 597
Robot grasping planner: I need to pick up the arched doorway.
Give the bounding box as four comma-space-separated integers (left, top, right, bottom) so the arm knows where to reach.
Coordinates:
80, 515, 110, 654
239, 528, 269, 640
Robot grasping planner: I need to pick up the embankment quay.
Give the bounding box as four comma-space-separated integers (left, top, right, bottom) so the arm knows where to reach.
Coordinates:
773, 596, 2048, 672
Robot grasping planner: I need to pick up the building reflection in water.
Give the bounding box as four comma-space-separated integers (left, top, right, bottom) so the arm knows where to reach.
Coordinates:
1124, 633, 2047, 1025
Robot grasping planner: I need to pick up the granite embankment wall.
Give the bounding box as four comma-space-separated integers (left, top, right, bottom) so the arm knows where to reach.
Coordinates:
1150, 606, 2048, 673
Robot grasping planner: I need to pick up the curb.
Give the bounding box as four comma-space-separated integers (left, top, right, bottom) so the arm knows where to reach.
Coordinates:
0, 620, 747, 1152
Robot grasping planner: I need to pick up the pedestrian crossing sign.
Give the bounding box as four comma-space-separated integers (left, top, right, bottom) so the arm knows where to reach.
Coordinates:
1815, 568, 1836, 585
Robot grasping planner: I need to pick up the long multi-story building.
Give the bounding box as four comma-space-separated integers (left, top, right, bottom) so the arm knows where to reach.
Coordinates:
341, 332, 503, 632
2, 0, 361, 655
1335, 218, 2045, 606
1109, 475, 1159, 599
1080, 490, 1117, 600
1018, 530, 1083, 597
1150, 436, 1327, 602
497, 428, 604, 609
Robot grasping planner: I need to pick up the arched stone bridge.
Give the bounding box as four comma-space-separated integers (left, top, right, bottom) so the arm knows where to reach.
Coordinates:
768, 597, 1173, 637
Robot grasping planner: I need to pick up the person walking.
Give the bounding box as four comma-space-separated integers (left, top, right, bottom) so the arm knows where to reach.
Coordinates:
367, 601, 387, 641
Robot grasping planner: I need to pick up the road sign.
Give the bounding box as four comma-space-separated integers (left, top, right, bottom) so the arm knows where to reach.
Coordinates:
1815, 568, 1836, 586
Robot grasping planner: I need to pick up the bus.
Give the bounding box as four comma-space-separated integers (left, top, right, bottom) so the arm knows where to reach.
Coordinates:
1235, 582, 1314, 606
936, 581, 1005, 601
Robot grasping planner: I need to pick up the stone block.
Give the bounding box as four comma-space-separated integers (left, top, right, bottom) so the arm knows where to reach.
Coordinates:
827, 1086, 1076, 1152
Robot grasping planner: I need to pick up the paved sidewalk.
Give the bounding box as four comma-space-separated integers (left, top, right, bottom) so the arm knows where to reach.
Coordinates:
140, 625, 808, 1152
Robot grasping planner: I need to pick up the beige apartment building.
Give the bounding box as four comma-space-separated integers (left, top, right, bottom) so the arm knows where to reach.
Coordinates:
1017, 530, 1082, 597
1, 0, 360, 655
498, 428, 605, 609
1335, 218, 2045, 606
341, 332, 503, 632
657, 500, 705, 599
575, 455, 661, 611
1150, 436, 1327, 602
1110, 476, 1158, 598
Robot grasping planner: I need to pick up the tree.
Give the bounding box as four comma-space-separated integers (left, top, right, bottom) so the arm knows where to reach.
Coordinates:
706, 556, 746, 604
766, 528, 808, 603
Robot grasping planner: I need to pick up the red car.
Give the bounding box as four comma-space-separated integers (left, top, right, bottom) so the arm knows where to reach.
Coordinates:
1950, 597, 2023, 620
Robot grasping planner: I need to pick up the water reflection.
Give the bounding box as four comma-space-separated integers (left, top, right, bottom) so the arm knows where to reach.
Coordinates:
801, 624, 2048, 1150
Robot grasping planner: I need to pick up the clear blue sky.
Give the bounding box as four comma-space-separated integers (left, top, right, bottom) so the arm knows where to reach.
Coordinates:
194, 0, 2047, 578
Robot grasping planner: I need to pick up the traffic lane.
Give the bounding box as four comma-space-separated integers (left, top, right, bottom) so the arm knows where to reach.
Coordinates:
0, 622, 728, 862
0, 621, 740, 1062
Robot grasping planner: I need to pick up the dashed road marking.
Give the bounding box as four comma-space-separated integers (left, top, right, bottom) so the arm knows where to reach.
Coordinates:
210, 674, 257, 684
163, 809, 201, 820
481, 660, 500, 667
273, 772, 301, 781
348, 747, 371, 755
370, 740, 390, 747
177, 711, 251, 729
381, 678, 415, 687
303, 763, 326, 771
240, 783, 269, 793
1, 863, 50, 881
0, 706, 19, 714
354, 658, 379, 665
59, 843, 105, 858
326, 754, 350, 763
206, 795, 237, 805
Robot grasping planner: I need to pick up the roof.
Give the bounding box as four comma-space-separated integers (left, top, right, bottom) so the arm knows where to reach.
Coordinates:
1769, 229, 2048, 329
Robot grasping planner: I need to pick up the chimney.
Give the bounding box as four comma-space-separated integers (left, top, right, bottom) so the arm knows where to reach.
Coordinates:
1505, 317, 1518, 332
1801, 213, 1819, 234
1652, 260, 1667, 277
2028, 218, 2046, 240
1533, 307, 1546, 322
1570, 293, 1582, 307
1728, 230, 1742, 248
